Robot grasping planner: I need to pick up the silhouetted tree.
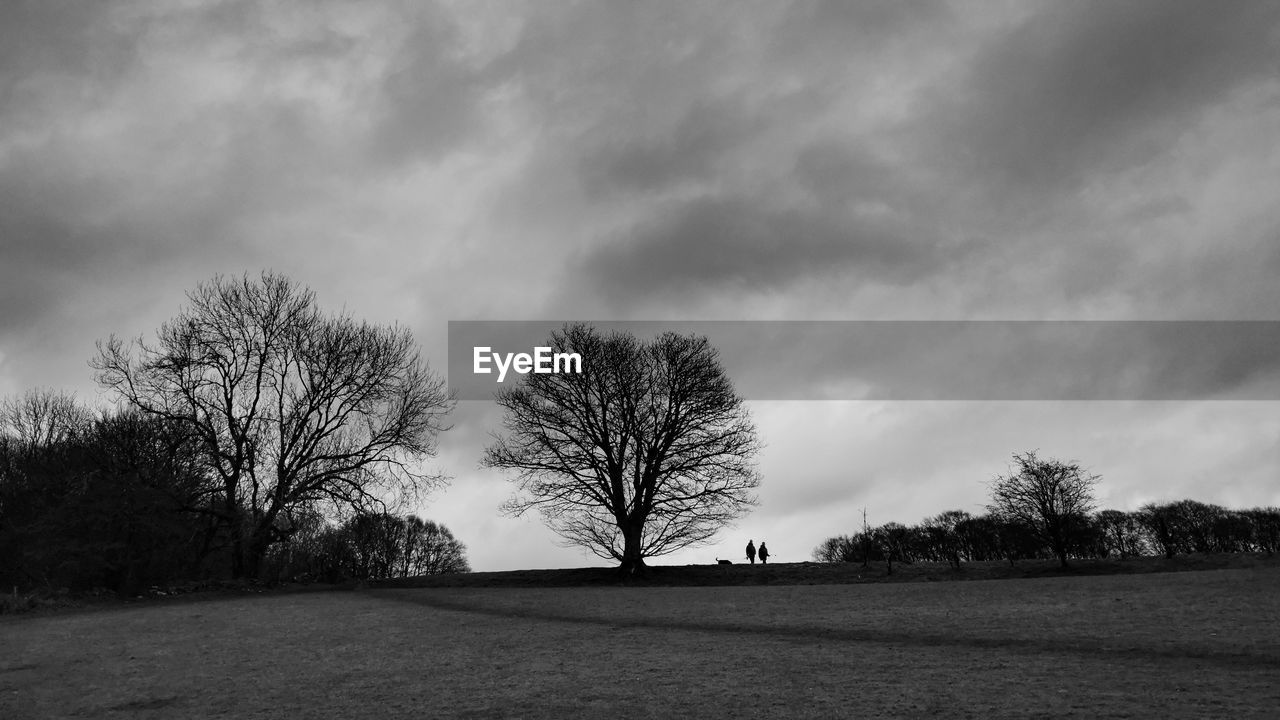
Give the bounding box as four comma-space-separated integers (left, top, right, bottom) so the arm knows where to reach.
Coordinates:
80, 410, 216, 593
1, 400, 218, 593
995, 517, 1046, 566
1095, 509, 1149, 559
1212, 511, 1255, 553
93, 271, 454, 578
484, 324, 760, 575
1137, 502, 1179, 559
955, 514, 1003, 562
306, 511, 470, 580
873, 522, 914, 575
0, 392, 92, 588
401, 515, 471, 575
812, 534, 861, 563
987, 451, 1098, 568
1138, 500, 1232, 558
0, 388, 92, 455
1245, 507, 1280, 555
923, 510, 971, 568
1071, 513, 1110, 559
1176, 500, 1227, 553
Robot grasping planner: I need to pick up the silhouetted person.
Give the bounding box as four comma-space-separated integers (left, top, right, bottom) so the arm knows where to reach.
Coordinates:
758, 542, 769, 564
746, 539, 756, 564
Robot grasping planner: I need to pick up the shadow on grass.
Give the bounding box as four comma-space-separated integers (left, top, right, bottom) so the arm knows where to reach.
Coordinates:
367, 579, 1280, 672
368, 555, 1280, 674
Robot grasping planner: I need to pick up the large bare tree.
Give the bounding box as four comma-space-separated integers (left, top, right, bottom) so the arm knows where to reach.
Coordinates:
987, 451, 1099, 568
483, 323, 761, 574
93, 271, 453, 578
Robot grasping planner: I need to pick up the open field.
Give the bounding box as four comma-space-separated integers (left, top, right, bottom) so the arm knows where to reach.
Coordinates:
377, 551, 1280, 588
3, 566, 1279, 718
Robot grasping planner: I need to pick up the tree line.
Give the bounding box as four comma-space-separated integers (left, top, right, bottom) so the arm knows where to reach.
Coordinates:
0, 390, 468, 593
814, 452, 1280, 570
27, 270, 1270, 587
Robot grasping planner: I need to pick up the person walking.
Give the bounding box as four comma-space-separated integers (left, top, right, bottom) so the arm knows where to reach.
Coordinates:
758, 542, 769, 564
746, 539, 757, 564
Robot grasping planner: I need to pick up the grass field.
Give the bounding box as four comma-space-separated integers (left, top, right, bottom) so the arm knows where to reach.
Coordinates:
3, 564, 1279, 718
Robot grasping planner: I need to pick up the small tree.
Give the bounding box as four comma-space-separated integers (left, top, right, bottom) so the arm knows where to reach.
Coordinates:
955, 514, 1004, 562
484, 323, 761, 574
1245, 507, 1280, 555
1138, 499, 1227, 557
873, 522, 914, 575
923, 510, 971, 569
402, 516, 471, 575
1095, 509, 1149, 559
812, 535, 861, 563
986, 451, 1099, 568
0, 388, 92, 455
1137, 502, 1179, 559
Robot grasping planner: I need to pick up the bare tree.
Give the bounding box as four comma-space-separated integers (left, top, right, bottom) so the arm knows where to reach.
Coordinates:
1095, 509, 1150, 559
1244, 504, 1280, 556
1245, 507, 1280, 555
812, 534, 861, 563
872, 522, 915, 575
93, 271, 453, 578
987, 451, 1099, 568
0, 388, 93, 454
483, 323, 761, 574
923, 510, 972, 569
402, 516, 471, 575
308, 511, 470, 580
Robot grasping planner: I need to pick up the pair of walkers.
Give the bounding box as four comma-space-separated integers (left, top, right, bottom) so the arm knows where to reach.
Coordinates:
745, 540, 769, 564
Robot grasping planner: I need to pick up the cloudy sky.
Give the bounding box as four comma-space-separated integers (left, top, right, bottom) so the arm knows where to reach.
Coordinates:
3, 0, 1279, 570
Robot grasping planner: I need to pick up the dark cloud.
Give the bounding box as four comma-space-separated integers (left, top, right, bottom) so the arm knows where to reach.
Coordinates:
770, 0, 954, 62
369, 12, 495, 166
0, 2, 491, 332
791, 139, 928, 217
0, 157, 145, 333
926, 0, 1280, 192
579, 195, 932, 307
578, 97, 766, 195
722, 321, 1280, 401
553, 1, 947, 198
0, 2, 142, 127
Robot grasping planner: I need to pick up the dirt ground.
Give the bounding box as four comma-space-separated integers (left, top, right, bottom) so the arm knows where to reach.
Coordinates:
3, 566, 1278, 718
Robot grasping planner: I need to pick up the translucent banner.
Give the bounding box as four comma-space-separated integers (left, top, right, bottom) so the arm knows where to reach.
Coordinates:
446, 321, 1280, 401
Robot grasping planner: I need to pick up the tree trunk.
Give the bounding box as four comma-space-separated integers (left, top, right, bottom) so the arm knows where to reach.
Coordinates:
618, 522, 646, 576
227, 484, 249, 578
238, 525, 273, 581
231, 530, 248, 579
1052, 535, 1070, 568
